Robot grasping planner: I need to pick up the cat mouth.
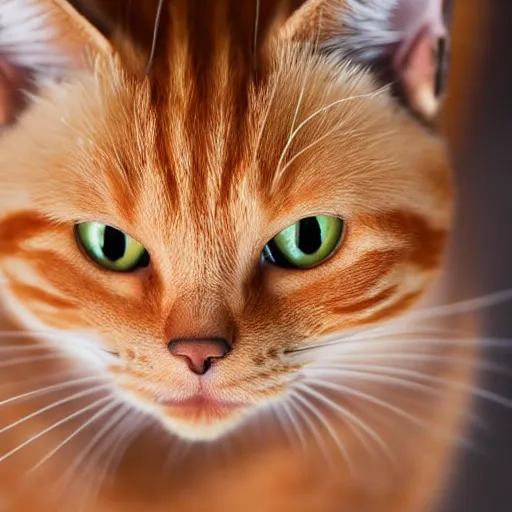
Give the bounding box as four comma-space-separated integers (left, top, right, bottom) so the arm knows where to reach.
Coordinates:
158, 395, 246, 418
149, 395, 250, 441
155, 395, 250, 439
118, 381, 251, 439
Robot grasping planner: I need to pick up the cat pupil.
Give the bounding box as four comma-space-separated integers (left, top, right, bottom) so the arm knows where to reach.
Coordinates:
102, 227, 127, 261
297, 217, 322, 254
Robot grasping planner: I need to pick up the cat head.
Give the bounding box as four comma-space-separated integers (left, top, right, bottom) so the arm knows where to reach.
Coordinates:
0, 0, 453, 441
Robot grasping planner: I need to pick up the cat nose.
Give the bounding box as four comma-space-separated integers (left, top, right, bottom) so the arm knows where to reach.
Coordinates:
167, 338, 231, 375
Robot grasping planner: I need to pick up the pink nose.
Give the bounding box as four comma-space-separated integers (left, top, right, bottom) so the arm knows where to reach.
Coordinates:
168, 338, 231, 375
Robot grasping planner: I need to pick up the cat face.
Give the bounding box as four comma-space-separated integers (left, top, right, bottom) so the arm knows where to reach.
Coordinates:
0, 0, 452, 440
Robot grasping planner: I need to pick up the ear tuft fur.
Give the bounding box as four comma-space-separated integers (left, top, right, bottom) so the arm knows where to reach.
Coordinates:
284, 0, 450, 121
0, 0, 71, 79
0, 0, 111, 125
324, 0, 447, 63
327, 0, 400, 62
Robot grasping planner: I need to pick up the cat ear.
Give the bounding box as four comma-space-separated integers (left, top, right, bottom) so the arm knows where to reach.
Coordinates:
283, 0, 452, 121
0, 0, 112, 125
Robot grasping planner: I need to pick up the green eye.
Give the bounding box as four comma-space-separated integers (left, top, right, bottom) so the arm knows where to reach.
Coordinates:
263, 216, 345, 269
76, 222, 149, 272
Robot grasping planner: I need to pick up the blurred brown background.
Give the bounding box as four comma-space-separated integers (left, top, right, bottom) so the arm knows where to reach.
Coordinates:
442, 1, 512, 511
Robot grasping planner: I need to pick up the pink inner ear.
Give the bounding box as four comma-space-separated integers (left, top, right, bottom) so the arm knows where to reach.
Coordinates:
0, 57, 29, 126
392, 0, 446, 66
391, 0, 448, 120
398, 29, 439, 119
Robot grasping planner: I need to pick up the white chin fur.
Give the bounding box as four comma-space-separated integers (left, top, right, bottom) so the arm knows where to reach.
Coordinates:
161, 415, 246, 442
113, 387, 250, 442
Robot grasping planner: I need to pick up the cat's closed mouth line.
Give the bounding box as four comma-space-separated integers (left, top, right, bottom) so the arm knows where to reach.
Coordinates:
157, 395, 246, 412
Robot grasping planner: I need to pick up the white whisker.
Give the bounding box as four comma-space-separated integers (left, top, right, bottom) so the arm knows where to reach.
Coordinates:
161, 437, 192, 476
0, 395, 112, 463
273, 87, 388, 187
287, 290, 512, 356
292, 390, 355, 476
145, 0, 164, 75
0, 353, 71, 368
288, 392, 340, 470
269, 404, 295, 450
278, 126, 392, 183
0, 330, 80, 339
281, 400, 308, 454
313, 364, 512, 410
253, 0, 260, 73
0, 369, 83, 393
0, 383, 111, 435
285, 323, 451, 354
343, 335, 512, 350
28, 399, 121, 476
64, 403, 131, 482
0, 345, 54, 352
0, 331, 101, 353
398, 289, 512, 323
295, 383, 394, 464
303, 378, 478, 453
291, 332, 512, 358
318, 351, 510, 375
70, 410, 142, 512
0, 375, 107, 409
288, 394, 330, 462
101, 410, 149, 487
272, 3, 326, 190
0, 330, 67, 338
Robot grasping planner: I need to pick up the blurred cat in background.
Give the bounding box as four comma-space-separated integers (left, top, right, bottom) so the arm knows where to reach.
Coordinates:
0, 1, 474, 511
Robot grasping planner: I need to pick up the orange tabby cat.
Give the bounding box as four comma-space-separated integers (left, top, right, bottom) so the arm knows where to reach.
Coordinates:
0, 0, 475, 511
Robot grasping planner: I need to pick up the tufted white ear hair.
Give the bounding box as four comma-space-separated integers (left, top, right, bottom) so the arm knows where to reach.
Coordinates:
0, 0, 111, 125
283, 0, 452, 121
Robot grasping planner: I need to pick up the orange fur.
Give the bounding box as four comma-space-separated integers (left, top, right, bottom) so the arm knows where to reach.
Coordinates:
0, 1, 476, 511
